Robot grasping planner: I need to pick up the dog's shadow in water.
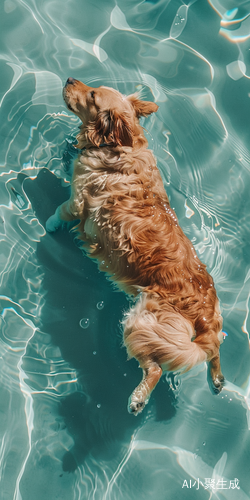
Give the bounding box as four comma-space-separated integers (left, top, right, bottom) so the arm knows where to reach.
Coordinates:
22, 167, 176, 472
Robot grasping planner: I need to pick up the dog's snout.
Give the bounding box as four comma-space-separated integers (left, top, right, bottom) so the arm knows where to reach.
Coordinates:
66, 77, 75, 86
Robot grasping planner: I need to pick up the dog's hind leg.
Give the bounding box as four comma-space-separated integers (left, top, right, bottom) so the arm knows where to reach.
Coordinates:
194, 333, 224, 394
208, 353, 224, 394
128, 362, 162, 416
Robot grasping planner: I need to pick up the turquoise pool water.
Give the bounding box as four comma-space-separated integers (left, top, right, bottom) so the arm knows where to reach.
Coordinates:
1, 0, 250, 498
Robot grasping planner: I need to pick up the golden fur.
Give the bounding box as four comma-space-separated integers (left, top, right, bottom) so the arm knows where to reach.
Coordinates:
46, 78, 224, 415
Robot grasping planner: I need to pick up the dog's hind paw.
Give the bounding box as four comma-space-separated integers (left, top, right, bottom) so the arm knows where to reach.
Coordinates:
128, 400, 145, 416
211, 373, 225, 394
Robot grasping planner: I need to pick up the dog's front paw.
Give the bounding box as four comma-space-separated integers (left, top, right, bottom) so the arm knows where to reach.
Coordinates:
128, 400, 145, 416
46, 213, 62, 233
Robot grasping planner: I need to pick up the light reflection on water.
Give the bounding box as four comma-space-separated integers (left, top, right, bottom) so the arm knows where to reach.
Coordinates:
0, 0, 250, 499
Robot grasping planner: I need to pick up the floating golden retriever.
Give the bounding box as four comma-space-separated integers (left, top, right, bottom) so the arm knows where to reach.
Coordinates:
46, 78, 224, 415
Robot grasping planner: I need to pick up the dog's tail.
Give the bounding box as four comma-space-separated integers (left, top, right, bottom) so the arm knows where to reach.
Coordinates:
123, 292, 207, 372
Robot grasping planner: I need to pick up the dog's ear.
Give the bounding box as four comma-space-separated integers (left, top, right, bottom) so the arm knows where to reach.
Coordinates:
128, 94, 159, 117
87, 110, 133, 147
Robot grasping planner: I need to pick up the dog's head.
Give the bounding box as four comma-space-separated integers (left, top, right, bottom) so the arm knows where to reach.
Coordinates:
63, 78, 158, 148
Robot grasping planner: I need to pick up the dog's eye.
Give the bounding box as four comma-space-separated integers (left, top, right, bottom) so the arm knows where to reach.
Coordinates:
90, 90, 95, 99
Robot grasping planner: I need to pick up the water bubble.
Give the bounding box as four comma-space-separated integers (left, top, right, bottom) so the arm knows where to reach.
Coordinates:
93, 351, 97, 355
97, 404, 101, 408
202, 441, 206, 446
96, 301, 104, 310
79, 318, 90, 329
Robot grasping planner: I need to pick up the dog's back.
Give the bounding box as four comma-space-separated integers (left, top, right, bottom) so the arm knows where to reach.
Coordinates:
75, 145, 221, 337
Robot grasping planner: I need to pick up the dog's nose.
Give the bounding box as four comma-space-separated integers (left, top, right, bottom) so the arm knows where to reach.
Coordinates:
66, 77, 75, 86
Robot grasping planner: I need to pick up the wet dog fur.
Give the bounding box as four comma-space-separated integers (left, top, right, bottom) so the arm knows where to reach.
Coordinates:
46, 78, 224, 415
